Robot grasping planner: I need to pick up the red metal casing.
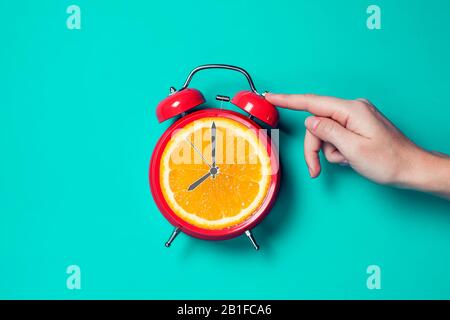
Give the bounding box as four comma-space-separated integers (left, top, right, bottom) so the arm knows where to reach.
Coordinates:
149, 108, 280, 240
231, 90, 279, 127
156, 88, 205, 122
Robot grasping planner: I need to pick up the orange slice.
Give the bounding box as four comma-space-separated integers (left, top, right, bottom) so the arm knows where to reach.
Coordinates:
160, 117, 271, 230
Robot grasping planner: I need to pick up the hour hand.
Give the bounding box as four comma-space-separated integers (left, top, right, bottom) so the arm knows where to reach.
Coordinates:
188, 172, 212, 191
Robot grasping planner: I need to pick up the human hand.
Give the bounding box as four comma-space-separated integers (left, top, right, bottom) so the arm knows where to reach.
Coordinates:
265, 93, 450, 198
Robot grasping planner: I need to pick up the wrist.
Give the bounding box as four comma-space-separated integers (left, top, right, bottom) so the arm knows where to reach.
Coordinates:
398, 147, 450, 198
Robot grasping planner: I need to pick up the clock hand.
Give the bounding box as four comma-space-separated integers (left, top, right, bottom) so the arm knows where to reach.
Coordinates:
211, 122, 217, 174
185, 138, 212, 168
188, 171, 212, 191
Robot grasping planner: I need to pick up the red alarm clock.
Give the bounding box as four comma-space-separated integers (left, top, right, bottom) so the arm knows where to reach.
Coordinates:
149, 64, 280, 250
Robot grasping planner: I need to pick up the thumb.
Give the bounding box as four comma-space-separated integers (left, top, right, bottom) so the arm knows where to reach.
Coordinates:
305, 116, 362, 154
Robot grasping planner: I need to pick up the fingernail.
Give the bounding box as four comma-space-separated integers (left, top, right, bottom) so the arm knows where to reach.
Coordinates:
305, 117, 320, 131
308, 166, 314, 177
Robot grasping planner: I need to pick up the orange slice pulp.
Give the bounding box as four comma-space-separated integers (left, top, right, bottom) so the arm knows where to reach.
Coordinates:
160, 117, 272, 230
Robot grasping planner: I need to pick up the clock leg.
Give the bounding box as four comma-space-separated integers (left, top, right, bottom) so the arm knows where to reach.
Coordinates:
245, 230, 259, 251
165, 227, 181, 247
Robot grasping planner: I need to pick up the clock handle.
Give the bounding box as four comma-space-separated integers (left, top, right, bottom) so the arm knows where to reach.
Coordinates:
245, 230, 260, 251
180, 64, 260, 95
165, 227, 181, 247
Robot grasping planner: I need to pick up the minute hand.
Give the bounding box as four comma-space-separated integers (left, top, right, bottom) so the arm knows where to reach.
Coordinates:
211, 121, 216, 168
185, 138, 212, 168
188, 172, 212, 191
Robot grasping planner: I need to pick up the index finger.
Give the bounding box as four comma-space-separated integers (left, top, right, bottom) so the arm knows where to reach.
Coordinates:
265, 93, 353, 122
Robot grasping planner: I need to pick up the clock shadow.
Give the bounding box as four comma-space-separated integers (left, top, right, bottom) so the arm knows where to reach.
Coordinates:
252, 154, 298, 255
178, 232, 261, 258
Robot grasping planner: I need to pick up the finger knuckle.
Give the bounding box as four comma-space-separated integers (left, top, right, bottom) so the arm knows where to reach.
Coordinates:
346, 100, 365, 114
324, 151, 337, 163
323, 148, 343, 164
317, 120, 335, 135
286, 95, 297, 108
303, 93, 318, 99
323, 146, 332, 158
352, 100, 367, 108
324, 153, 334, 163
355, 98, 376, 112
356, 98, 370, 104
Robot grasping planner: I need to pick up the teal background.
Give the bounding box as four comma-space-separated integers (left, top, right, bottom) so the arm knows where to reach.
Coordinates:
1, 0, 450, 299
